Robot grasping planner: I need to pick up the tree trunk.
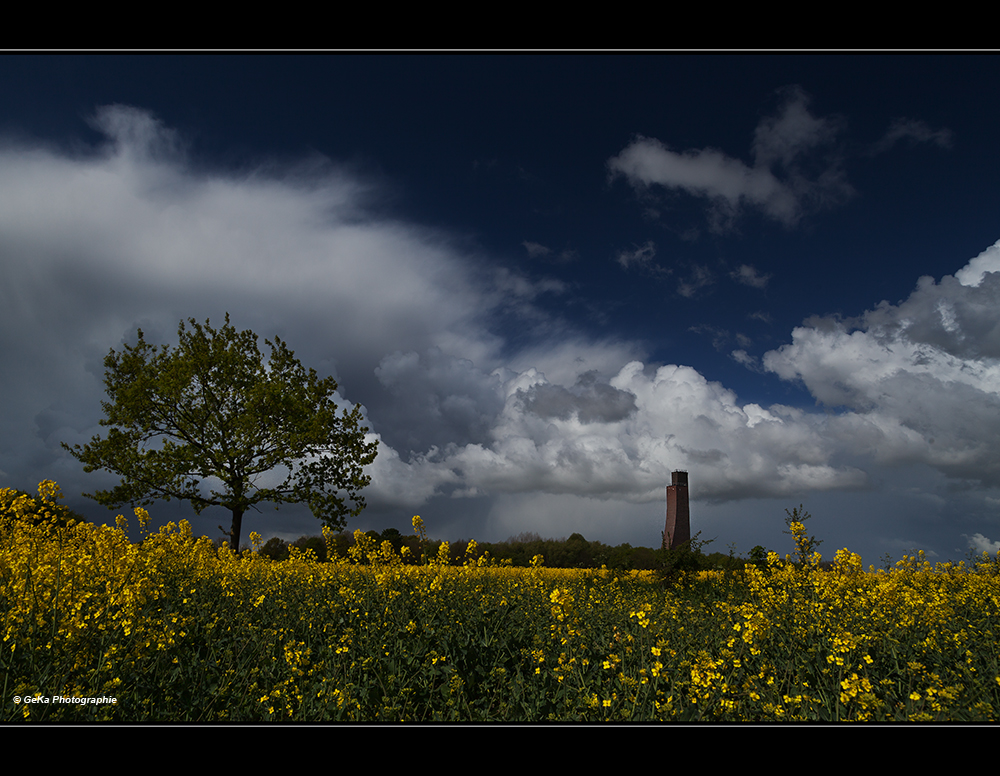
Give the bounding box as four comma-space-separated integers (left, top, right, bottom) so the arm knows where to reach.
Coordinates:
229, 507, 244, 552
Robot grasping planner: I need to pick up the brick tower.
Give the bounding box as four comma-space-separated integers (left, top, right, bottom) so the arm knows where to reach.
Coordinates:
664, 470, 690, 550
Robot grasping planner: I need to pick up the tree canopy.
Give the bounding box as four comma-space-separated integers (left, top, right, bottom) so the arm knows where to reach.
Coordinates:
63, 314, 378, 550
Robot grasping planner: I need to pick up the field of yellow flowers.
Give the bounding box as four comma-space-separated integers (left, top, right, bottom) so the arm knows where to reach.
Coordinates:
3, 481, 999, 721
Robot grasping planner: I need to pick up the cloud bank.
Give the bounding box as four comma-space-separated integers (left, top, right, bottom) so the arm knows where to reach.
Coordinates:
391, 238, 1000, 508
763, 240, 1000, 488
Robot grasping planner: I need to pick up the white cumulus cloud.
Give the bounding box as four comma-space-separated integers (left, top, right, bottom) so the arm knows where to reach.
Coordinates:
763, 240, 1000, 487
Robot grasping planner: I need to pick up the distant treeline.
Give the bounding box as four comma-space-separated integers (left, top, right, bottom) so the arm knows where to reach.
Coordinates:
0, 485, 748, 572
258, 529, 750, 572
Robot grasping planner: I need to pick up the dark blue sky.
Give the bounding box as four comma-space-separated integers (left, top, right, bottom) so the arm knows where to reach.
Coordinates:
3, 54, 1000, 565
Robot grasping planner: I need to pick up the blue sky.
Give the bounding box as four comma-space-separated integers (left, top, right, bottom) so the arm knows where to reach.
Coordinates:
3, 54, 1000, 566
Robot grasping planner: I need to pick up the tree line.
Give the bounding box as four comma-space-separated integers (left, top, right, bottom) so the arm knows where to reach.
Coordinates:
254, 528, 750, 573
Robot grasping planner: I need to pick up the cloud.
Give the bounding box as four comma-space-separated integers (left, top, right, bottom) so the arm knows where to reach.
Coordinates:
521, 370, 638, 424
763, 240, 1000, 487
731, 264, 771, 289
87, 104, 188, 162
731, 349, 763, 372
0, 110, 487, 377
751, 86, 843, 169
954, 239, 1000, 288
689, 324, 730, 351
0, 105, 556, 504
360, 435, 459, 508
522, 241, 551, 258
374, 348, 508, 452
387, 359, 868, 506
615, 240, 658, 270
521, 241, 577, 264
871, 117, 954, 154
677, 264, 714, 297
964, 533, 1000, 555
607, 86, 853, 229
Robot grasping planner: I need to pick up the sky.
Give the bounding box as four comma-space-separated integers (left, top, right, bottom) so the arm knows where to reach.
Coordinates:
2, 53, 1000, 566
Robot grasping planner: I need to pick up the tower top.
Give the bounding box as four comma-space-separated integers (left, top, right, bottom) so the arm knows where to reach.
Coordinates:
671, 470, 688, 486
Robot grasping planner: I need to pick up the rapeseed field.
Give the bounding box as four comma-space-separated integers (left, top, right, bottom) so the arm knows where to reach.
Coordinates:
3, 481, 999, 721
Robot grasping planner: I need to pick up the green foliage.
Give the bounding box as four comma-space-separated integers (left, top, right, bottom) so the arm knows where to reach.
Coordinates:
379, 528, 403, 553
293, 535, 328, 563
475, 533, 607, 569
281, 529, 779, 574
259, 537, 290, 561
748, 545, 769, 566
62, 313, 378, 551
440, 533, 731, 572
783, 504, 823, 567
0, 483, 88, 530
653, 531, 715, 585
